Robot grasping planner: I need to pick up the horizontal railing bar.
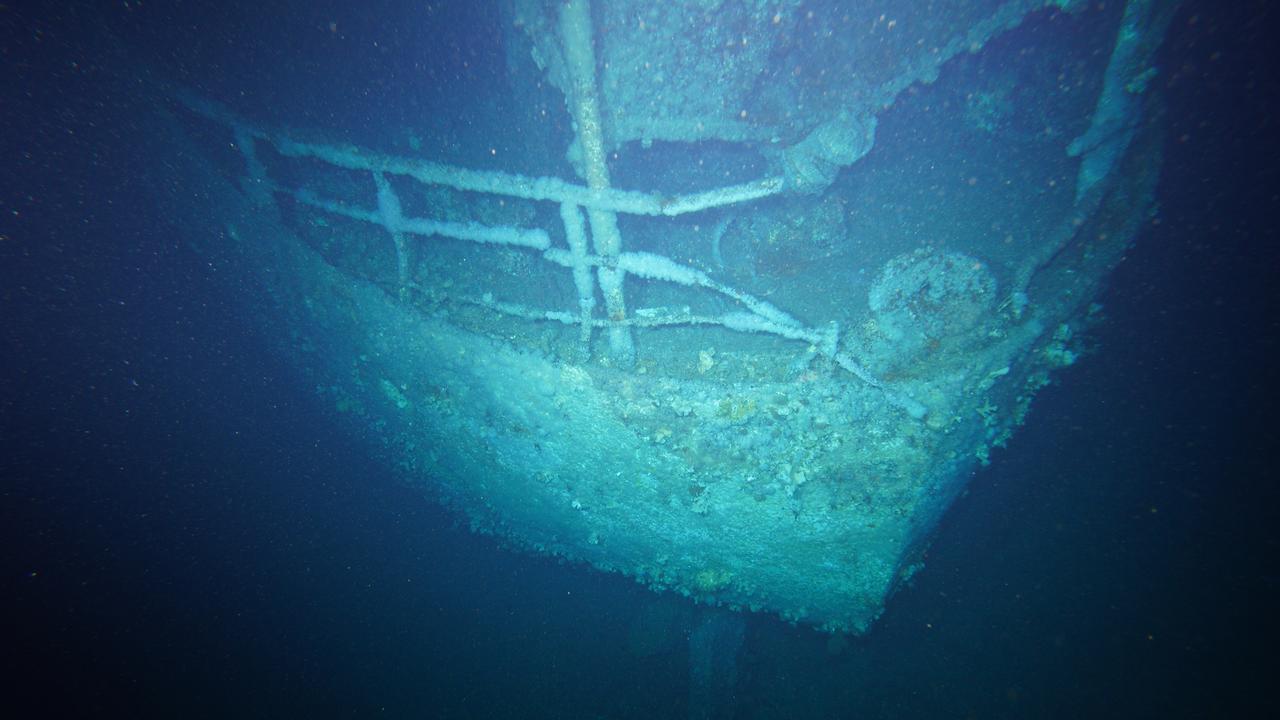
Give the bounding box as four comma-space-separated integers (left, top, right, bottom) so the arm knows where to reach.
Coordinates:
178, 91, 782, 217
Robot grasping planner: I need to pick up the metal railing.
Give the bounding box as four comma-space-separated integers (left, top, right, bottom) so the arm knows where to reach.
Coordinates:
179, 93, 926, 418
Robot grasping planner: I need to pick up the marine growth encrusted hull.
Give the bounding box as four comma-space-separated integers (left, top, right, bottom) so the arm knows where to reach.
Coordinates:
147, 0, 1177, 632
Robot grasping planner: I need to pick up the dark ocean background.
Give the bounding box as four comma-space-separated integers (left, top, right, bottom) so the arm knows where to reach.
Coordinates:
3, 1, 1277, 717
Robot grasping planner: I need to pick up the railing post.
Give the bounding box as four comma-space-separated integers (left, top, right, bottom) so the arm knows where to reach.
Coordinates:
374, 173, 411, 301
559, 0, 634, 368
560, 202, 597, 361
232, 126, 271, 207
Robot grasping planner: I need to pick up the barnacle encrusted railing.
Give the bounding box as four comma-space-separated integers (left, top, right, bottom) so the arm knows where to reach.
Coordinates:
180, 93, 928, 418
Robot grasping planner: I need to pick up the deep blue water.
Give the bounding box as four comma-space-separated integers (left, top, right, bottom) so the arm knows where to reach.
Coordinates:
3, 1, 1277, 718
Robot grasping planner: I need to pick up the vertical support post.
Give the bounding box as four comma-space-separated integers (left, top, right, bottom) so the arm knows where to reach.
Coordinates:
374, 172, 411, 301
560, 202, 597, 361
559, 0, 634, 367
1067, 0, 1176, 202
233, 125, 271, 207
